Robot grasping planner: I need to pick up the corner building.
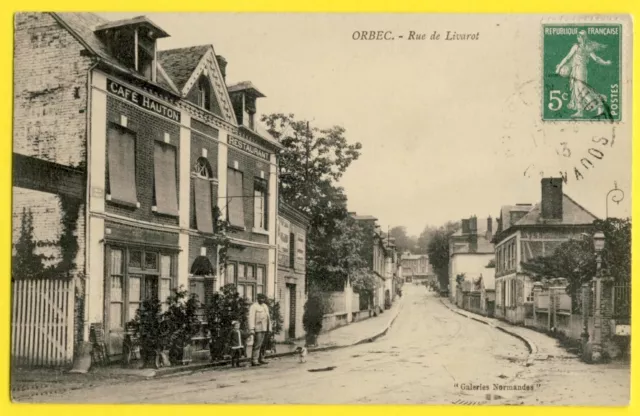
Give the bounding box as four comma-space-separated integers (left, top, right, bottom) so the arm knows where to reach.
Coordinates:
13, 12, 281, 359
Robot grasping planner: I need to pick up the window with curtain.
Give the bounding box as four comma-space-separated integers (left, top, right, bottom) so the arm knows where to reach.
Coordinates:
227, 168, 245, 228
154, 141, 179, 216
106, 247, 176, 336
193, 158, 214, 234
253, 178, 268, 230
107, 123, 138, 205
226, 262, 267, 302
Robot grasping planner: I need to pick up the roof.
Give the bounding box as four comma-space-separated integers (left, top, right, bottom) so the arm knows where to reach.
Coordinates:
500, 205, 533, 231
228, 81, 266, 97
514, 194, 598, 226
351, 215, 378, 221
94, 15, 170, 38
450, 234, 495, 255
52, 12, 181, 95
158, 45, 211, 91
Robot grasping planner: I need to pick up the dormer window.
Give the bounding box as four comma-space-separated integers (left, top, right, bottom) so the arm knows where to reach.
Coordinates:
197, 77, 212, 111
94, 16, 170, 83
227, 81, 265, 131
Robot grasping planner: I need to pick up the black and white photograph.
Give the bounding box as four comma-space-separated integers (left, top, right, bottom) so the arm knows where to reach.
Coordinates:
10, 12, 632, 405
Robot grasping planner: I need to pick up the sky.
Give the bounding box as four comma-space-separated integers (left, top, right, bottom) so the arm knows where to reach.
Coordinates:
100, 13, 632, 236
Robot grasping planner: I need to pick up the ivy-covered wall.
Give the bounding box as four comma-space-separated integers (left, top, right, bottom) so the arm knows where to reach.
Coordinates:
12, 187, 86, 344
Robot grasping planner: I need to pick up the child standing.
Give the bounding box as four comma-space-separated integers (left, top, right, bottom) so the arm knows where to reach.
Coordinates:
228, 320, 245, 368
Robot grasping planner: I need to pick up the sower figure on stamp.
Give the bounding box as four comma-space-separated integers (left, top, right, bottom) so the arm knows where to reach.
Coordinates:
555, 30, 612, 118
248, 293, 271, 367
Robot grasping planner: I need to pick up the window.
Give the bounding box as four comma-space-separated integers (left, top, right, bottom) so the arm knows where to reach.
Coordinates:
103, 29, 156, 82
137, 34, 155, 80
193, 158, 214, 234
226, 261, 267, 302
524, 280, 534, 303
225, 263, 236, 286
197, 78, 212, 111
107, 247, 176, 331
107, 123, 137, 205
289, 232, 296, 268
153, 142, 179, 216
253, 178, 268, 230
257, 266, 266, 295
227, 168, 245, 228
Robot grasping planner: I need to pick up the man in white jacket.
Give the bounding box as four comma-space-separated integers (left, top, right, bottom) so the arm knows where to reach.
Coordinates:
248, 293, 271, 366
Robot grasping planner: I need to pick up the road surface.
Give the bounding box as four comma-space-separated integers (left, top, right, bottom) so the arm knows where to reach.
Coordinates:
17, 285, 629, 405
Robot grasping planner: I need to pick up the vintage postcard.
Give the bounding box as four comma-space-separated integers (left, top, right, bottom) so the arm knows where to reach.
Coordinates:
9, 12, 632, 406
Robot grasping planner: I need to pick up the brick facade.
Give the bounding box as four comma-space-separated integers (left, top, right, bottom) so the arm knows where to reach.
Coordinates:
13, 13, 91, 167
226, 147, 270, 244
13, 13, 91, 349
13, 12, 282, 362
105, 96, 180, 227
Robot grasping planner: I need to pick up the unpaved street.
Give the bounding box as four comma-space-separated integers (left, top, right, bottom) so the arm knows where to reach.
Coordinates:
20, 285, 629, 405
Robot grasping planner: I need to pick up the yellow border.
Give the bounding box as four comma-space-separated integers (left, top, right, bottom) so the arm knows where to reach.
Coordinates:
1, 1, 637, 416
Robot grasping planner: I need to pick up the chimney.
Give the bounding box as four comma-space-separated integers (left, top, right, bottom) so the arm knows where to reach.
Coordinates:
469, 216, 477, 234
216, 55, 228, 82
486, 216, 493, 234
541, 177, 563, 220
461, 219, 470, 234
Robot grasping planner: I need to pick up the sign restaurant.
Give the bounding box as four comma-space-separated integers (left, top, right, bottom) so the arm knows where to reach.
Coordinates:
107, 79, 181, 123
228, 136, 270, 161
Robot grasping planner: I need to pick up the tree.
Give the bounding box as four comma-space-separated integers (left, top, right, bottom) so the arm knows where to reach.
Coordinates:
388, 226, 417, 253
262, 113, 365, 290
426, 222, 460, 290
520, 218, 631, 300
418, 221, 458, 254
12, 207, 45, 278
417, 225, 438, 254
350, 267, 379, 309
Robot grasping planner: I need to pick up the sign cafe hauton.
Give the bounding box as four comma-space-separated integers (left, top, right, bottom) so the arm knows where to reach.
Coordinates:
107, 79, 181, 123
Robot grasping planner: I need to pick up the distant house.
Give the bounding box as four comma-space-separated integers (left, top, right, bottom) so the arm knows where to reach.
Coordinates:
493, 178, 597, 325
351, 213, 389, 314
448, 216, 497, 304
400, 253, 433, 284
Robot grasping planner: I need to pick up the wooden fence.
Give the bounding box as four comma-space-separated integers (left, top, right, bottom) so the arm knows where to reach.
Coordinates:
11, 277, 76, 366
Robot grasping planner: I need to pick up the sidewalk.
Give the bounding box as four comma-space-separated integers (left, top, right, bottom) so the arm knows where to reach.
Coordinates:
439, 298, 574, 364
12, 296, 405, 392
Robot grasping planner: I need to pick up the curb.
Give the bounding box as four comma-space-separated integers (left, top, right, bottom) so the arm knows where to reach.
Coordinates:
439, 299, 538, 363
153, 299, 405, 378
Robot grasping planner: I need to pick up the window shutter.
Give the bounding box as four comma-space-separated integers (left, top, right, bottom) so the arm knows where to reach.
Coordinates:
194, 178, 214, 234
154, 142, 179, 216
227, 169, 245, 227
107, 125, 138, 205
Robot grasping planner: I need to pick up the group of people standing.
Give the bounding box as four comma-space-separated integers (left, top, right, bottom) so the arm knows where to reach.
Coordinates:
228, 293, 272, 368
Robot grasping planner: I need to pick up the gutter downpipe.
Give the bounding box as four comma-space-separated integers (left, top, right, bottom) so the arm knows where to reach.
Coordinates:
83, 58, 100, 343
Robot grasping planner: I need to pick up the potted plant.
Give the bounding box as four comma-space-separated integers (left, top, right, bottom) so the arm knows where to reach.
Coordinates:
164, 287, 201, 366
129, 296, 171, 368
205, 284, 249, 362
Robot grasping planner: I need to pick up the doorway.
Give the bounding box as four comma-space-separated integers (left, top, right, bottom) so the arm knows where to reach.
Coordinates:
287, 283, 297, 339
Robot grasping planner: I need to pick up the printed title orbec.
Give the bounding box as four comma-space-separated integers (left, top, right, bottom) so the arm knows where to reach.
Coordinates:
352, 30, 480, 41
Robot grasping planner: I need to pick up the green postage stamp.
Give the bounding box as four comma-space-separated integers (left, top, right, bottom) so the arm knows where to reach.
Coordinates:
542, 24, 621, 121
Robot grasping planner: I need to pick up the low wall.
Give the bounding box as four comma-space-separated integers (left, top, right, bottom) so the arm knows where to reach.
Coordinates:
321, 312, 350, 333
352, 309, 372, 323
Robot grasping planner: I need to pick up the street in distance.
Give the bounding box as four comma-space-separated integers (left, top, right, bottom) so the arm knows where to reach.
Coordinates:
352, 30, 480, 40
